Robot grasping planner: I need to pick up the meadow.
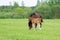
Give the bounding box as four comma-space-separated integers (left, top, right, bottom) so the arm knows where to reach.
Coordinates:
0, 19, 60, 40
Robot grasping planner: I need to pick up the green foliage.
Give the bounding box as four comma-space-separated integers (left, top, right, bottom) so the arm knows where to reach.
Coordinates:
35, 3, 52, 19
14, 2, 19, 8
48, 0, 60, 18
0, 0, 60, 19
13, 7, 25, 18
52, 5, 60, 18
36, 0, 40, 6
24, 7, 33, 18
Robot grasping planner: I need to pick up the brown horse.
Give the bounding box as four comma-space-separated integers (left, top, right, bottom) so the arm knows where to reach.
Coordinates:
28, 12, 43, 30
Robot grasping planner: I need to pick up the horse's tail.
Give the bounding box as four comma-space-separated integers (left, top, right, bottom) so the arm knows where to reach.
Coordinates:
28, 20, 32, 29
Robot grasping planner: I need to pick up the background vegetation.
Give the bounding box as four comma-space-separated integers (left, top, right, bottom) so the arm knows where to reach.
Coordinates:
0, 0, 60, 19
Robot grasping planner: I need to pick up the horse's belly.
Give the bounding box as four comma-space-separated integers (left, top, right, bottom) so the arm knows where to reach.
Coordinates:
31, 18, 41, 23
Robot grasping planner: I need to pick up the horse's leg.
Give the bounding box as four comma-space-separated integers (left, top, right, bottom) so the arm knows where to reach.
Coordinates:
28, 21, 32, 30
40, 23, 42, 28
37, 23, 41, 30
35, 23, 37, 28
29, 23, 32, 30
32, 23, 35, 30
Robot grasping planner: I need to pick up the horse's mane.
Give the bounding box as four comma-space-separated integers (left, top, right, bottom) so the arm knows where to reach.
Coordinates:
30, 13, 35, 17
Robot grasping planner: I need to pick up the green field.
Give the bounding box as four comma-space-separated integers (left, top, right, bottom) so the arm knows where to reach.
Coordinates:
0, 19, 60, 40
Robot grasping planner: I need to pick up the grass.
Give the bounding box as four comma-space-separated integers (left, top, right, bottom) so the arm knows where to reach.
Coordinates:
0, 19, 60, 40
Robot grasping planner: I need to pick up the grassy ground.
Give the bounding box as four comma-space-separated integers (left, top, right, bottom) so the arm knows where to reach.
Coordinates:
0, 19, 60, 40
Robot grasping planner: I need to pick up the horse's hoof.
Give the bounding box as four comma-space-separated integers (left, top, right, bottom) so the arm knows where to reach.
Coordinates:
38, 28, 41, 30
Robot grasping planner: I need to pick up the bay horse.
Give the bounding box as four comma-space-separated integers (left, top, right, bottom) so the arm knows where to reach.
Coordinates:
28, 12, 43, 30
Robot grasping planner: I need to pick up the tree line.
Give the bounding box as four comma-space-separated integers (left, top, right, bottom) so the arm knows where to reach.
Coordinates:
0, 0, 60, 19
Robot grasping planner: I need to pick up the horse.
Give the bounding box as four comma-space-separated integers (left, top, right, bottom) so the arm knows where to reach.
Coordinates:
28, 12, 43, 30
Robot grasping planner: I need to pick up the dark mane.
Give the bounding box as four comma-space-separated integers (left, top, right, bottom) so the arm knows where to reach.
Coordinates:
30, 13, 36, 17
